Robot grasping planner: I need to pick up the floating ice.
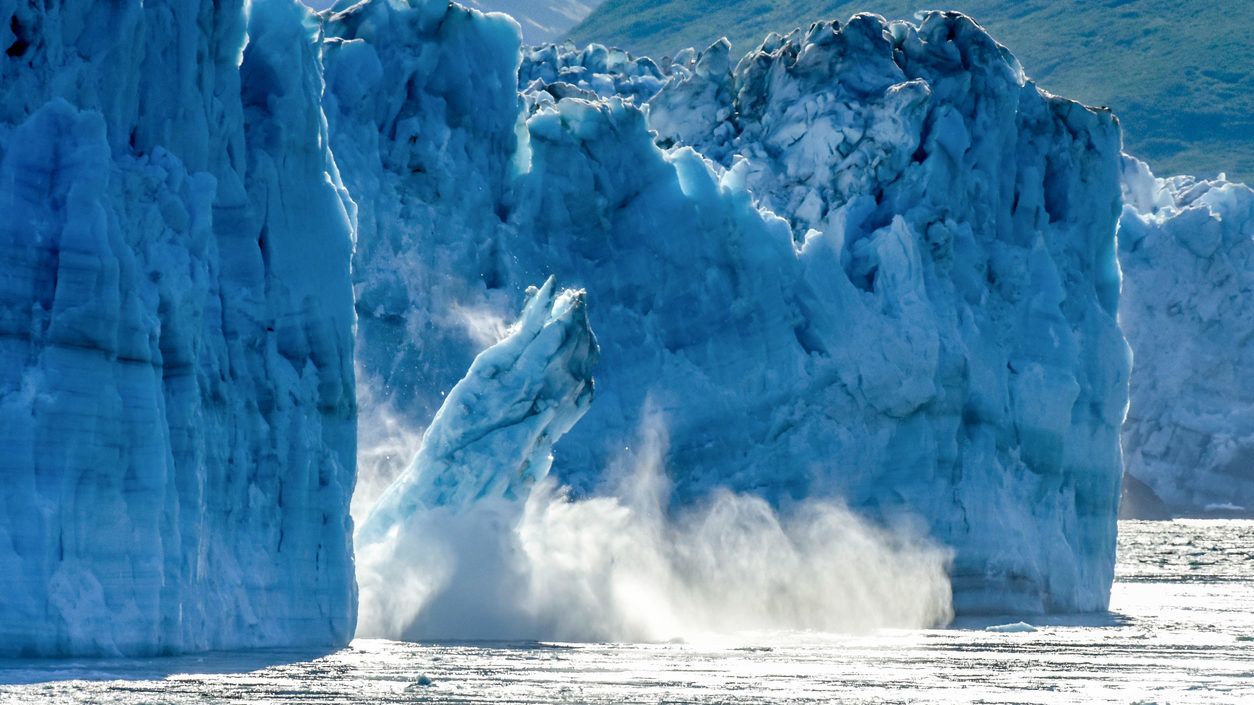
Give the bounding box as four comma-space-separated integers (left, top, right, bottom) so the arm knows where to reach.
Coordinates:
986, 621, 1038, 633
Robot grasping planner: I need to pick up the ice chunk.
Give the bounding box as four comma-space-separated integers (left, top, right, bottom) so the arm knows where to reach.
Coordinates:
354, 279, 598, 638
357, 278, 597, 541
987, 622, 1038, 633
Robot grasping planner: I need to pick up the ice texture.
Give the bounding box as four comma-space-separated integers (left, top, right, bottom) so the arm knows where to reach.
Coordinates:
327, 4, 1128, 614
1118, 156, 1254, 516
0, 0, 356, 656
521, 42, 668, 106
354, 279, 599, 638
357, 278, 597, 540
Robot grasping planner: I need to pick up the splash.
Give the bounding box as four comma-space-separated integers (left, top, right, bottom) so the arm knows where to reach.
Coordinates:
446, 301, 511, 350
355, 419, 954, 643
354, 281, 952, 642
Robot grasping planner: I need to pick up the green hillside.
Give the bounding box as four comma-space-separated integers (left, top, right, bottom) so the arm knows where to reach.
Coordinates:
567, 0, 1254, 183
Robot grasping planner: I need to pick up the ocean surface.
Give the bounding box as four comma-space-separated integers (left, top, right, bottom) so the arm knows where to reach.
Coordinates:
2, 520, 1250, 704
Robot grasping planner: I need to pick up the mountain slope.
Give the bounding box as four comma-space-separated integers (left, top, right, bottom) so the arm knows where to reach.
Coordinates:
568, 0, 1254, 183
464, 1, 604, 44
305, 0, 605, 44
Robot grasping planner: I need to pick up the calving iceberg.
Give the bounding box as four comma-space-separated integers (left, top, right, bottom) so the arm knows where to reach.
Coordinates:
358, 278, 597, 540
1118, 157, 1254, 516
355, 280, 952, 642
354, 279, 603, 638
0, 0, 356, 655
327, 2, 1128, 614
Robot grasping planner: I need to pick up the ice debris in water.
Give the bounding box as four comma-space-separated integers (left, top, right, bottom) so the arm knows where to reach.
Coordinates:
986, 622, 1038, 633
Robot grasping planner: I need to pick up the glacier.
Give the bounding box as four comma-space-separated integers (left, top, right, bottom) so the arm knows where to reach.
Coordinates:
326, 2, 1129, 615
1118, 157, 1254, 516
519, 19, 1254, 518
0, 0, 356, 656
0, 0, 1154, 655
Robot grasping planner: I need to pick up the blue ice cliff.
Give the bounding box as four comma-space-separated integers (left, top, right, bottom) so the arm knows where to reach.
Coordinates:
325, 3, 1128, 614
1119, 158, 1254, 516
521, 24, 1254, 517
0, 0, 356, 656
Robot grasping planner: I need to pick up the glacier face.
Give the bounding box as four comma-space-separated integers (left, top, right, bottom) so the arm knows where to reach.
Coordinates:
522, 17, 1254, 522
1118, 157, 1254, 516
0, 0, 1139, 654
328, 2, 1128, 614
0, 0, 356, 656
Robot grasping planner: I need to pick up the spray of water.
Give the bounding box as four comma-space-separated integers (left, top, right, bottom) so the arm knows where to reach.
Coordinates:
351, 372, 425, 523
354, 415, 954, 642
445, 301, 511, 350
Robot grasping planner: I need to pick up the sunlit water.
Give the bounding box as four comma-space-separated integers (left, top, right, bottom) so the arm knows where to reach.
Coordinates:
3, 520, 1251, 704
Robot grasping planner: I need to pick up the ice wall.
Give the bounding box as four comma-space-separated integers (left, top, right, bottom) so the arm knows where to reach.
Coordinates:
327, 2, 1128, 614
640, 18, 1130, 611
0, 0, 357, 656
1118, 157, 1254, 516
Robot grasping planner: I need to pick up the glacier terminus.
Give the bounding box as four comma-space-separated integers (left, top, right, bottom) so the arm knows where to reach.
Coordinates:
0, 0, 1250, 666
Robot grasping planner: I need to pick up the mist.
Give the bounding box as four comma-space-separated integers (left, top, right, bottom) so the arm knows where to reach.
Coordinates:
351, 372, 425, 523
354, 416, 954, 643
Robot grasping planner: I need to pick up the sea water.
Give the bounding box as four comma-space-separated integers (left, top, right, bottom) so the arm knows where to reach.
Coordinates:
2, 520, 1250, 704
